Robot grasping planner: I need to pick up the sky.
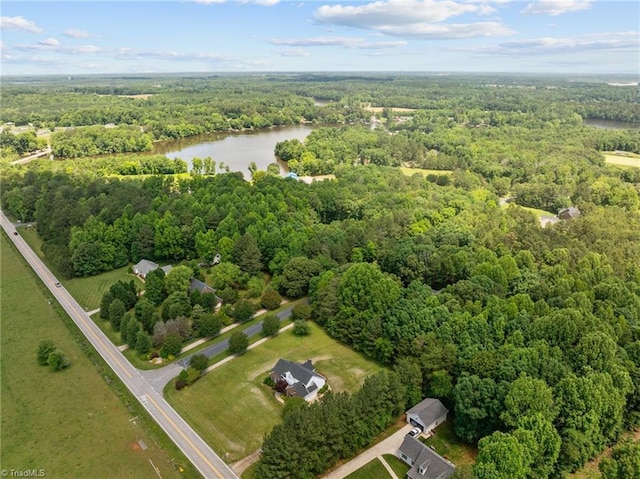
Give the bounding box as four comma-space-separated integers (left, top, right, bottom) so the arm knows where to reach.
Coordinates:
1, 0, 638, 75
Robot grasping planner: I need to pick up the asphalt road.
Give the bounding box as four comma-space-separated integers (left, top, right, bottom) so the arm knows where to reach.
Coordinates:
176, 304, 297, 367
1, 211, 239, 479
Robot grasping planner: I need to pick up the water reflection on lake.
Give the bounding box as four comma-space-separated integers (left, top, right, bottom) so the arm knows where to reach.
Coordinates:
153, 124, 316, 177
583, 118, 640, 130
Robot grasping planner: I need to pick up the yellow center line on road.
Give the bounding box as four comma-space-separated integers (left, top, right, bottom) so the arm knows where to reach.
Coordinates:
145, 393, 225, 479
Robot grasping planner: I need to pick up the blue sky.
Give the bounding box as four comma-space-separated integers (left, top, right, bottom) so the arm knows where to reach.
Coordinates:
1, 1, 638, 75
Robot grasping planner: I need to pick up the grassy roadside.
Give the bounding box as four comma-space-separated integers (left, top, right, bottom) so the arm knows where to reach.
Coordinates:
0, 232, 200, 479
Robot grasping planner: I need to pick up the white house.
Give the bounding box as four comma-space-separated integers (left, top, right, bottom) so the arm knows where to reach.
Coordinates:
270, 359, 326, 402
406, 398, 448, 434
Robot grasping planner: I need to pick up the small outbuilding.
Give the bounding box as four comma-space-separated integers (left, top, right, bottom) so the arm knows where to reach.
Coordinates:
406, 398, 448, 434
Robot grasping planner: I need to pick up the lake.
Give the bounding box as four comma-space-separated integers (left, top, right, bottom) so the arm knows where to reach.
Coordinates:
153, 124, 316, 177
583, 118, 640, 130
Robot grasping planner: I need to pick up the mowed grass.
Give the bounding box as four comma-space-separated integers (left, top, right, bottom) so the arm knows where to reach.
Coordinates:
64, 266, 144, 311
0, 234, 193, 479
383, 454, 410, 478
423, 421, 478, 466
18, 227, 143, 311
345, 458, 391, 479
399, 166, 453, 177
603, 151, 640, 168
166, 322, 385, 463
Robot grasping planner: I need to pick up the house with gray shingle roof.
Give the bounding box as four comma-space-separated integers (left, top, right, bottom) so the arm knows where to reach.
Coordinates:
558, 206, 581, 220
397, 436, 455, 479
406, 398, 448, 434
270, 359, 325, 402
133, 259, 172, 278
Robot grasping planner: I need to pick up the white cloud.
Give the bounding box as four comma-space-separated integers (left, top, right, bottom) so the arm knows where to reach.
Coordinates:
460, 31, 639, 55
251, 0, 280, 5
313, 0, 514, 39
381, 21, 514, 37
269, 36, 407, 48
277, 48, 310, 57
0, 16, 43, 34
15, 39, 102, 54
521, 0, 591, 16
64, 29, 92, 38
315, 0, 481, 27
39, 37, 60, 47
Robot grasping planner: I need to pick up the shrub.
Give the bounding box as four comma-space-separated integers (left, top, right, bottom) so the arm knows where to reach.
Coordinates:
228, 331, 249, 354
264, 376, 275, 387
233, 299, 255, 323
47, 350, 70, 371
160, 333, 183, 358
261, 289, 282, 310
190, 354, 208, 372
292, 320, 310, 336
175, 379, 187, 390
262, 313, 280, 337
37, 340, 56, 366
291, 303, 312, 321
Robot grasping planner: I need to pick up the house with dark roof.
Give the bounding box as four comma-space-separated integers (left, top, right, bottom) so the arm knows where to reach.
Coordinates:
133, 259, 172, 279
188, 278, 216, 295
406, 398, 448, 434
558, 206, 581, 220
270, 359, 326, 402
397, 436, 455, 479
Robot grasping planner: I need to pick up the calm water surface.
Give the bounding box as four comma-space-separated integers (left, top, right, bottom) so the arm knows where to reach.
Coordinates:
583, 118, 640, 130
153, 124, 316, 177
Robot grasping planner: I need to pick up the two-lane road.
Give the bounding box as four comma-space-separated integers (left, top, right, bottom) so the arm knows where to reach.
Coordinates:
1, 211, 238, 479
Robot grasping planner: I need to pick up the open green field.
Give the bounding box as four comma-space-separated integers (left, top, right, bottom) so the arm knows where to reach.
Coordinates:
399, 166, 453, 177
166, 322, 385, 462
423, 421, 477, 466
18, 227, 143, 311
345, 458, 391, 479
64, 265, 143, 311
603, 151, 640, 168
0, 234, 197, 479
383, 454, 411, 478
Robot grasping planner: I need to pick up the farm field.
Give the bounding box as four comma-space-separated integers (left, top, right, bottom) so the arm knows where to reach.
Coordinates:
603, 151, 640, 168
399, 166, 453, 177
166, 321, 385, 463
0, 234, 194, 479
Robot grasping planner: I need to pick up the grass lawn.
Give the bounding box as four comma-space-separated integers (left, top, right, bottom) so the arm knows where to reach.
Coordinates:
399, 166, 453, 177
383, 454, 410, 478
603, 151, 640, 168
63, 266, 144, 311
166, 322, 385, 463
0, 233, 197, 479
423, 421, 478, 466
17, 228, 144, 311
345, 458, 391, 479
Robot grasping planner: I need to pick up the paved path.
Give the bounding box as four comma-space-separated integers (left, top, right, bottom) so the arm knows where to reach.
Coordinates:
1, 211, 239, 479
10, 147, 51, 165
379, 456, 399, 479
323, 424, 413, 479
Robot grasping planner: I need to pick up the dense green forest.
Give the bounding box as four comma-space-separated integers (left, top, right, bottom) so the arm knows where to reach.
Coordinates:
1, 73, 639, 479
